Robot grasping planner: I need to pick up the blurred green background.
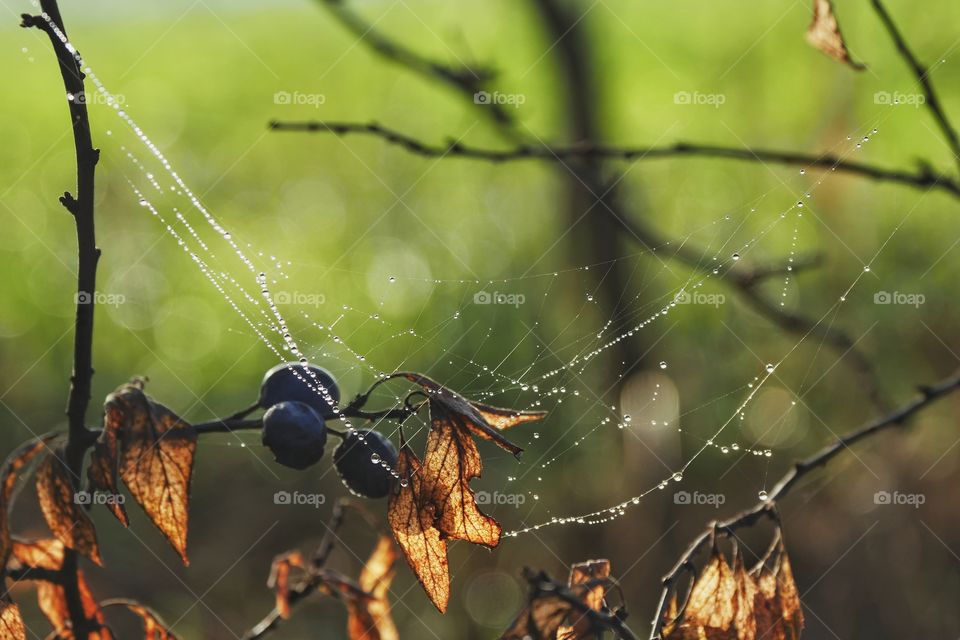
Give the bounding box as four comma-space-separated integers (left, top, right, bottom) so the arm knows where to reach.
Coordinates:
2, 0, 960, 637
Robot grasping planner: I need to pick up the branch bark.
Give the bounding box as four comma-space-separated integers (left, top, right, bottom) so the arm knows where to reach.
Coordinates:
21, 3, 101, 636
271, 120, 960, 198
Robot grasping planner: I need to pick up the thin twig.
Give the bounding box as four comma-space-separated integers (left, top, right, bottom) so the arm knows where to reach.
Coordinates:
270, 121, 960, 198
241, 499, 351, 640
871, 0, 960, 174
22, 2, 102, 636
315, 0, 516, 131
649, 368, 960, 639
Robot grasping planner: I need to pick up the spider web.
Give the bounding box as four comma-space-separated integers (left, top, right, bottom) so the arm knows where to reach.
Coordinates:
39, 10, 899, 539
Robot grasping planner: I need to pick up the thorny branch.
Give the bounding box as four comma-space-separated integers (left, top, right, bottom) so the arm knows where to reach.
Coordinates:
648, 368, 960, 639
21, 1, 102, 636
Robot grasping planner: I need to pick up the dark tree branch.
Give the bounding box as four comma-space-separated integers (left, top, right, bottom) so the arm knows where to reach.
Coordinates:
871, 0, 960, 173
22, 3, 102, 637
270, 120, 960, 198
649, 368, 960, 639
315, 0, 517, 132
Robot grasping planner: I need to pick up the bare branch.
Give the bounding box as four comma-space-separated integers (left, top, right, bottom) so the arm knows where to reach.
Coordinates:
871, 0, 960, 173
22, 2, 102, 636
649, 368, 960, 638
315, 0, 516, 131
270, 120, 960, 198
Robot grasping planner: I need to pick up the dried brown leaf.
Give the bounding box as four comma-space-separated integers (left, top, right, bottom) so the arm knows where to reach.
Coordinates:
101, 599, 179, 640
12, 538, 111, 639
402, 373, 546, 456
346, 535, 398, 640
0, 436, 54, 567
664, 536, 804, 640
421, 408, 502, 547
501, 591, 570, 640
387, 445, 449, 612
35, 445, 102, 565
267, 551, 306, 619
806, 0, 865, 70
105, 383, 197, 565
0, 598, 26, 640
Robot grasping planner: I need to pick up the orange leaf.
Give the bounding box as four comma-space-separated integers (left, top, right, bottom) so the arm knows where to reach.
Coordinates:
663, 535, 804, 640
11, 539, 112, 639
421, 409, 502, 547
267, 551, 307, 619
0, 598, 26, 640
806, 0, 865, 70
387, 445, 449, 612
104, 383, 197, 565
346, 535, 398, 640
101, 599, 179, 640
35, 445, 102, 565
0, 436, 54, 567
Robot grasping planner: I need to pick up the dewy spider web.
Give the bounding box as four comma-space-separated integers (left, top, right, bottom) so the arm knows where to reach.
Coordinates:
37, 10, 896, 539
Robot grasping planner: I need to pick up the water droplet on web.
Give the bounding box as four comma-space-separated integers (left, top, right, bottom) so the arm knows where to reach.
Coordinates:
388, 276, 396, 283
758, 490, 769, 501
672, 472, 683, 482
659, 361, 667, 370
370, 453, 381, 464
765, 363, 776, 373
731, 253, 740, 261
799, 169, 806, 175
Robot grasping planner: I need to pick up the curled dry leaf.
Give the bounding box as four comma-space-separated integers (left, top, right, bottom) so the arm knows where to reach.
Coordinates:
422, 409, 502, 547
103, 383, 197, 565
662, 537, 803, 640
502, 560, 615, 640
401, 373, 547, 456
10, 539, 112, 640
388, 374, 546, 611
0, 436, 54, 568
101, 599, 179, 640
806, 0, 865, 70
0, 598, 26, 640
267, 551, 307, 619
346, 535, 398, 640
387, 445, 449, 612
35, 444, 102, 565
